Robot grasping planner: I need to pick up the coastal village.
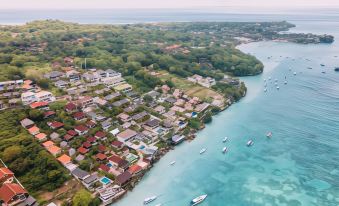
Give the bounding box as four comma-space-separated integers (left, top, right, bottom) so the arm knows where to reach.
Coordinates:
0, 55, 241, 205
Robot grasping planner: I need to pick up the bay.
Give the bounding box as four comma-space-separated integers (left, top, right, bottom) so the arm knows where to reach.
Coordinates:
115, 17, 339, 206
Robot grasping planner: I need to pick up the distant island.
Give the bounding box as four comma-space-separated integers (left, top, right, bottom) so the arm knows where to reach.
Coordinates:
0, 20, 334, 206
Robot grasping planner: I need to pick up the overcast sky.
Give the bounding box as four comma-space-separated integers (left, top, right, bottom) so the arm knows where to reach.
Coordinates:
1, 0, 339, 9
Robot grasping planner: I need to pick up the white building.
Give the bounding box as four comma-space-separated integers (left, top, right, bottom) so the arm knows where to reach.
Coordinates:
21, 91, 56, 105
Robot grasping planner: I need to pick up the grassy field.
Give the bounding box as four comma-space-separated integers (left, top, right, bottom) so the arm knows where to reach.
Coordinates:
157, 71, 223, 100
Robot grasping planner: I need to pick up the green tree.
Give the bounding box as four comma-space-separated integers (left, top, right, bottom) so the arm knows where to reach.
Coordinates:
72, 189, 92, 206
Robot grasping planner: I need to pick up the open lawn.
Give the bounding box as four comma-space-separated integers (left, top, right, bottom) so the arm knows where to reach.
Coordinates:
157, 71, 223, 100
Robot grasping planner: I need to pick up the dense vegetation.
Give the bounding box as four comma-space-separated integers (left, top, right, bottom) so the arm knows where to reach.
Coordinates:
0, 109, 69, 193
0, 20, 267, 86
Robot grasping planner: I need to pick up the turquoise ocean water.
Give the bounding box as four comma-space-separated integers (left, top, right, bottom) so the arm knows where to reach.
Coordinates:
1, 8, 338, 206
114, 16, 339, 206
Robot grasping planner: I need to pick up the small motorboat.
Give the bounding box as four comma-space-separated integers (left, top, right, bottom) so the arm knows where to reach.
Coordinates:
222, 137, 228, 142
200, 148, 207, 154
144, 196, 157, 205
264, 88, 267, 92
222, 147, 228, 153
276, 86, 280, 90
266, 132, 272, 138
293, 72, 297, 75
155, 204, 162, 206
307, 67, 312, 69
321, 64, 325, 67
284, 81, 287, 85
268, 77, 272, 80
170, 161, 176, 165
321, 71, 326, 74
247, 140, 254, 147
335, 67, 339, 72
191, 194, 207, 206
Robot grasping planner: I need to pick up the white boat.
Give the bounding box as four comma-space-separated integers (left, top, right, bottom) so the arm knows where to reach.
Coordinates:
264, 88, 267, 92
222, 137, 228, 142
155, 204, 162, 206
276, 86, 280, 90
170, 161, 176, 165
222, 147, 228, 153
266, 132, 272, 138
284, 81, 287, 84
191, 194, 207, 206
293, 72, 297, 75
144, 196, 157, 205
200, 148, 207, 154
247, 140, 254, 147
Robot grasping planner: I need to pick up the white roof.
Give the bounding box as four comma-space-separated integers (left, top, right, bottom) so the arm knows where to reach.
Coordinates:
46, 203, 57, 206
110, 128, 120, 136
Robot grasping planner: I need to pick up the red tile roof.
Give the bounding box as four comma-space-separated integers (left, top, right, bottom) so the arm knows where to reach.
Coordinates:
74, 125, 89, 132
128, 164, 142, 174
49, 121, 64, 129
63, 134, 73, 141
95, 131, 106, 139
0, 168, 14, 181
44, 110, 56, 118
73, 112, 85, 120
0, 183, 27, 204
78, 147, 89, 154
65, 102, 76, 112
98, 145, 106, 152
86, 120, 96, 128
99, 164, 110, 172
87, 136, 96, 143
112, 140, 123, 148
96, 153, 107, 161
82, 141, 92, 149
30, 101, 48, 109
67, 130, 78, 136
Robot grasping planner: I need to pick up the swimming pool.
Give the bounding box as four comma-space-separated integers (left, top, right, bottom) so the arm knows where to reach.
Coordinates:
100, 177, 112, 185
139, 145, 145, 149
106, 163, 113, 167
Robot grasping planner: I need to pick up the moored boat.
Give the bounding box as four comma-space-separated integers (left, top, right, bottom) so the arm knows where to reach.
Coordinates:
247, 140, 254, 147
200, 148, 206, 154
293, 72, 297, 75
222, 147, 228, 153
266, 132, 272, 138
170, 161, 176, 165
335, 67, 339, 72
144, 196, 157, 205
222, 137, 228, 142
191, 194, 207, 206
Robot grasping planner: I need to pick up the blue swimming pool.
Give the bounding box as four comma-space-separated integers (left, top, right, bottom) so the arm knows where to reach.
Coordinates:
139, 145, 145, 149
106, 163, 113, 167
100, 177, 112, 185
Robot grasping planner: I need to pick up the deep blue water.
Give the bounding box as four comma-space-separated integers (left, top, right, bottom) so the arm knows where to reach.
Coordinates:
1, 8, 338, 206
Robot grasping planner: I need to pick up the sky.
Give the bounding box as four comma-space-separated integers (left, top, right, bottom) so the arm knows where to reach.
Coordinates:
0, 0, 339, 9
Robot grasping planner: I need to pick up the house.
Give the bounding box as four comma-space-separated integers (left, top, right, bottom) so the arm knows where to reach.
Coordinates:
0, 183, 29, 206
105, 69, 121, 78
44, 111, 56, 119
66, 70, 81, 82
35, 133, 47, 142
78, 147, 89, 155
131, 111, 148, 121
42, 140, 54, 148
112, 99, 129, 107
48, 121, 64, 130
44, 71, 65, 80
93, 97, 108, 106
127, 164, 143, 176
82, 174, 99, 190
194, 102, 210, 113
114, 83, 132, 93
116, 129, 138, 142
96, 153, 107, 161
102, 77, 125, 88
60, 141, 69, 148
21, 91, 36, 105
115, 171, 132, 186
117, 113, 131, 122
108, 155, 129, 172
95, 131, 106, 140
112, 141, 123, 150
86, 120, 96, 128
101, 120, 112, 131
65, 102, 77, 113
144, 119, 160, 130
63, 134, 74, 142
110, 128, 120, 136
74, 125, 89, 135
75, 96, 94, 109
20, 118, 34, 129
50, 132, 60, 141
64, 57, 74, 65
75, 154, 85, 162
30, 101, 49, 110
104, 92, 121, 101
98, 145, 106, 153
82, 142, 92, 149
161, 85, 170, 93
47, 145, 61, 156
87, 136, 97, 144
172, 135, 185, 145
73, 112, 86, 121
57, 154, 72, 165
0, 168, 14, 184
28, 126, 40, 135
35, 91, 56, 103
67, 130, 78, 137
54, 80, 68, 89
99, 164, 110, 173
71, 168, 90, 181
154, 105, 165, 114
